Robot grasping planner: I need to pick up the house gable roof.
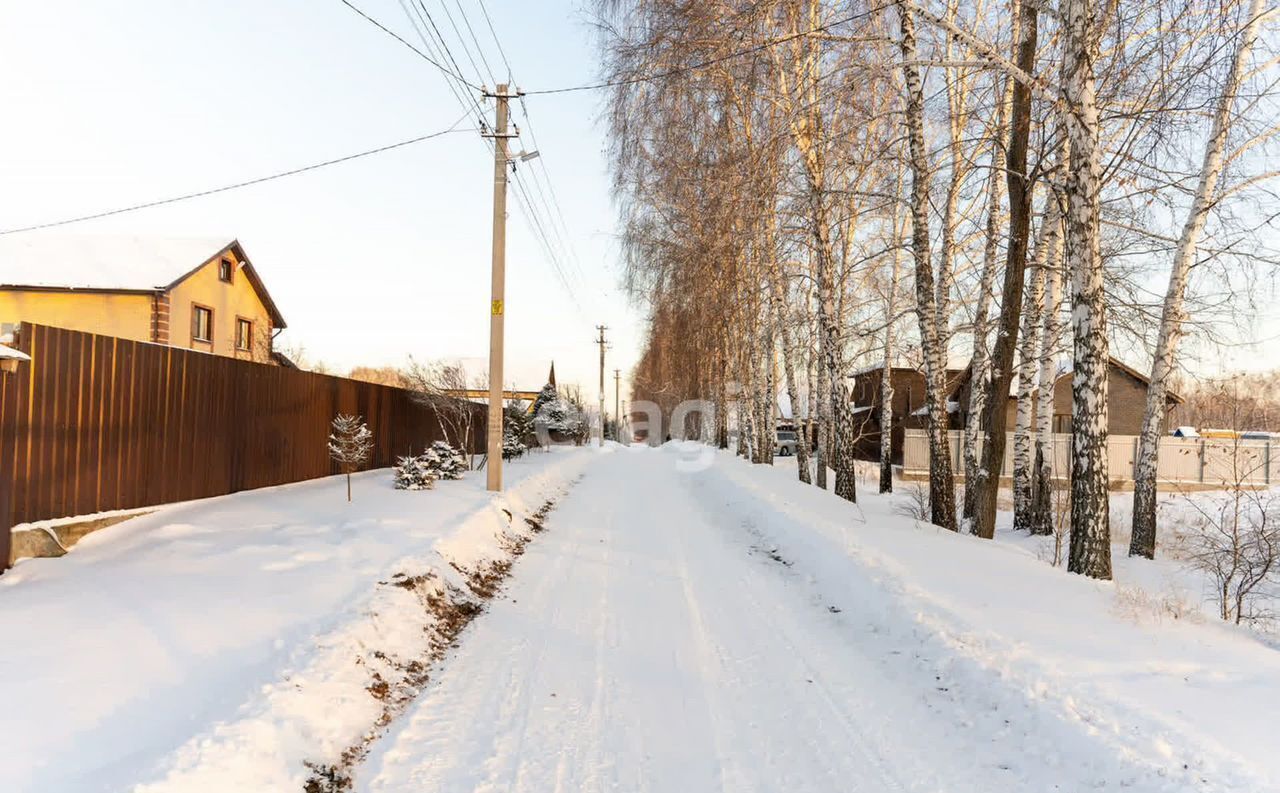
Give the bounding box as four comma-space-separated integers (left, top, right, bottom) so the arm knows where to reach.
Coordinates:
1096, 356, 1183, 404
945, 355, 1183, 405
0, 235, 286, 328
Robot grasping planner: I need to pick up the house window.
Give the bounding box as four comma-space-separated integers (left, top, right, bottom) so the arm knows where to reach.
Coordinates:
218, 257, 234, 283
192, 305, 213, 343
236, 318, 253, 352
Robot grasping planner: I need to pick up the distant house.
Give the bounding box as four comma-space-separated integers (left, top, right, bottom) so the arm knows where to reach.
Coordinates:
848, 357, 1182, 462
1043, 358, 1182, 436
0, 236, 286, 363
847, 364, 963, 462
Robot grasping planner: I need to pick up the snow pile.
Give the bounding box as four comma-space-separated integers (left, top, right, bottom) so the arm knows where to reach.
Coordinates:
701, 451, 1280, 791
0, 448, 589, 792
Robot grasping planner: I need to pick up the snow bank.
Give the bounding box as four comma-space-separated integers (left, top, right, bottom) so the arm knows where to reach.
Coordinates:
0, 449, 590, 792
696, 452, 1280, 792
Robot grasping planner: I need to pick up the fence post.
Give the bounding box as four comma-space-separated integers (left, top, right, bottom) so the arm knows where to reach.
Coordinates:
1199, 438, 1206, 484
0, 329, 26, 572
1266, 440, 1271, 486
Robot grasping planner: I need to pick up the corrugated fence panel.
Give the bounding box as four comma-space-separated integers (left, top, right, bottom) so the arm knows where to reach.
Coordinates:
0, 323, 486, 558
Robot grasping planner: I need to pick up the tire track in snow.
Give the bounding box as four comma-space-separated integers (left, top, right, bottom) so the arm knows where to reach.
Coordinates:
358, 450, 1036, 792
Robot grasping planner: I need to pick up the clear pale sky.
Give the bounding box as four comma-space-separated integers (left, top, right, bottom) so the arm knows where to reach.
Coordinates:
0, 0, 640, 402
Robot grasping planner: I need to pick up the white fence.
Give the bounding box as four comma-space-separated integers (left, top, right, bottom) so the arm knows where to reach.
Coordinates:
902, 429, 1280, 487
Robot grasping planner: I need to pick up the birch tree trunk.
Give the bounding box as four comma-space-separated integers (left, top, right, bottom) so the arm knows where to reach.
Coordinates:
813, 328, 828, 489
971, 0, 1038, 540
898, 0, 958, 531
1129, 0, 1268, 559
1012, 207, 1050, 530
879, 204, 905, 494
1031, 196, 1064, 535
962, 69, 1007, 523
772, 265, 812, 482
1062, 0, 1112, 579
759, 315, 777, 464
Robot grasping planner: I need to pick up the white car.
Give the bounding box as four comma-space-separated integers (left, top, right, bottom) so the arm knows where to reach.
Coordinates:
775, 429, 799, 456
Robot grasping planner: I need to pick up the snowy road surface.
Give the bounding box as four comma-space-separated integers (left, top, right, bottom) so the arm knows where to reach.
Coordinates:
358, 447, 1169, 792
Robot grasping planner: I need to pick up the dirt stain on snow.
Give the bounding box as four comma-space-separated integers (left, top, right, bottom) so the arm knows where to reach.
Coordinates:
301, 492, 569, 793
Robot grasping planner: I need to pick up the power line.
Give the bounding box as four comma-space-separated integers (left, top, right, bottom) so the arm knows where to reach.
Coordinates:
338, 0, 482, 90
467, 1, 587, 293
411, 0, 480, 97
435, 2, 590, 315
440, 0, 498, 86
0, 118, 474, 236
370, 0, 591, 318
475, 0, 514, 79
399, 0, 488, 127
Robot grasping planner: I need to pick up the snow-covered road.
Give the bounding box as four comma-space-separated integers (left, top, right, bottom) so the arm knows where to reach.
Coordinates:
9, 443, 1274, 791
358, 447, 1104, 792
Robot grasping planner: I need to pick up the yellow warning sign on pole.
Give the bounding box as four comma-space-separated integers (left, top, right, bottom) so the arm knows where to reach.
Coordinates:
491, 300, 504, 316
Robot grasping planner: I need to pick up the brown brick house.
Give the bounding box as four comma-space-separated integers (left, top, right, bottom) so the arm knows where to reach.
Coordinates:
848, 358, 1181, 462
847, 365, 963, 462
1045, 358, 1182, 435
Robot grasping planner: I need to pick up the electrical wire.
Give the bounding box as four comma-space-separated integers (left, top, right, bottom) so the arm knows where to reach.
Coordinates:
338, 0, 482, 90
399, 0, 488, 127
0, 117, 474, 236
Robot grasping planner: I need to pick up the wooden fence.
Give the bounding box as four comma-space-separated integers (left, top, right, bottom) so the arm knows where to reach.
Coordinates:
902, 429, 1280, 487
0, 323, 485, 568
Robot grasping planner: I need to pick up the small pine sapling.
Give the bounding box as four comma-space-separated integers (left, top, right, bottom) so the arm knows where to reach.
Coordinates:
329, 414, 374, 502
392, 455, 438, 490
502, 428, 526, 460
429, 440, 467, 480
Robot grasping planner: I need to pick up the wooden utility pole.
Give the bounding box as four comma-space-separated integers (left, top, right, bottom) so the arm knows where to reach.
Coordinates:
613, 368, 621, 443
596, 325, 608, 446
484, 84, 519, 491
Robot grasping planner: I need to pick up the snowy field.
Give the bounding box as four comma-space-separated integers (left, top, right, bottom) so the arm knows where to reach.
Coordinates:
3, 443, 1278, 791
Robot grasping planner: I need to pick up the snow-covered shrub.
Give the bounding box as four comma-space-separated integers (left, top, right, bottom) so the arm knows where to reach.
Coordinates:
533, 386, 590, 446
392, 455, 438, 491
502, 429, 526, 460
505, 402, 537, 449
429, 440, 467, 480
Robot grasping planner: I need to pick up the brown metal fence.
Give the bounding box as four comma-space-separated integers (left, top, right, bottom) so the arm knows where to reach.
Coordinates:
0, 323, 485, 568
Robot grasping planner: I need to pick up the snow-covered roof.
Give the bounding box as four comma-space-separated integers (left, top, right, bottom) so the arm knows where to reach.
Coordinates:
0, 343, 30, 362
847, 363, 886, 378
911, 400, 959, 416
0, 235, 236, 291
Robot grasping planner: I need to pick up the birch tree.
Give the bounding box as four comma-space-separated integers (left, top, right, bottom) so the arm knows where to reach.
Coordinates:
1129, 0, 1274, 559
897, 0, 958, 531
1012, 201, 1052, 531
1061, 0, 1112, 579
